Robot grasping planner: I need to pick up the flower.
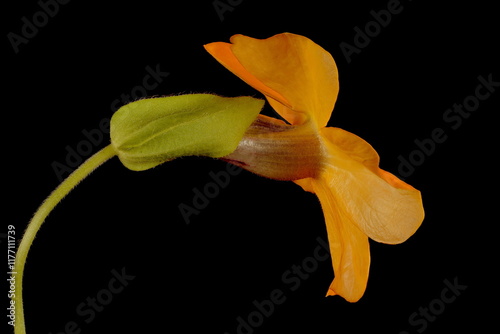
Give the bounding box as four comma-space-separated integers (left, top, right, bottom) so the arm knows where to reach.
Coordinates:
204, 33, 424, 302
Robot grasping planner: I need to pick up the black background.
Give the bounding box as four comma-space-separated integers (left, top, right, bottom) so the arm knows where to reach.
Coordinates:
4, 0, 498, 333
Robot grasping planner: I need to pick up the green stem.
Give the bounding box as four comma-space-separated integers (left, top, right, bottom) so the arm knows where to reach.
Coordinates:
13, 144, 117, 334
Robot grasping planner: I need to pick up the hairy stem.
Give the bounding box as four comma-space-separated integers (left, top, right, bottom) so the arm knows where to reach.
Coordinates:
13, 144, 117, 334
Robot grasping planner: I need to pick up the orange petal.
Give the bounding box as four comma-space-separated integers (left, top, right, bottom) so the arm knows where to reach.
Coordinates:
203, 40, 289, 112
315, 127, 425, 244
309, 178, 371, 302
204, 33, 339, 127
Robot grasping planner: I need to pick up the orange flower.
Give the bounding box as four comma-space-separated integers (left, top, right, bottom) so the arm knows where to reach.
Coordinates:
204, 33, 424, 302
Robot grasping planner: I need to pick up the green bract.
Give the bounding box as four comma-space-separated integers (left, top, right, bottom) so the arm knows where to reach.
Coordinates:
110, 94, 264, 171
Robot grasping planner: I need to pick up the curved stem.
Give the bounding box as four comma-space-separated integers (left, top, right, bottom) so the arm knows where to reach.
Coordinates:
13, 144, 117, 334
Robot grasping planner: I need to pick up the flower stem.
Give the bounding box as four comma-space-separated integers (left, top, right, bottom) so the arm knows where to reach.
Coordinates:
13, 144, 117, 334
